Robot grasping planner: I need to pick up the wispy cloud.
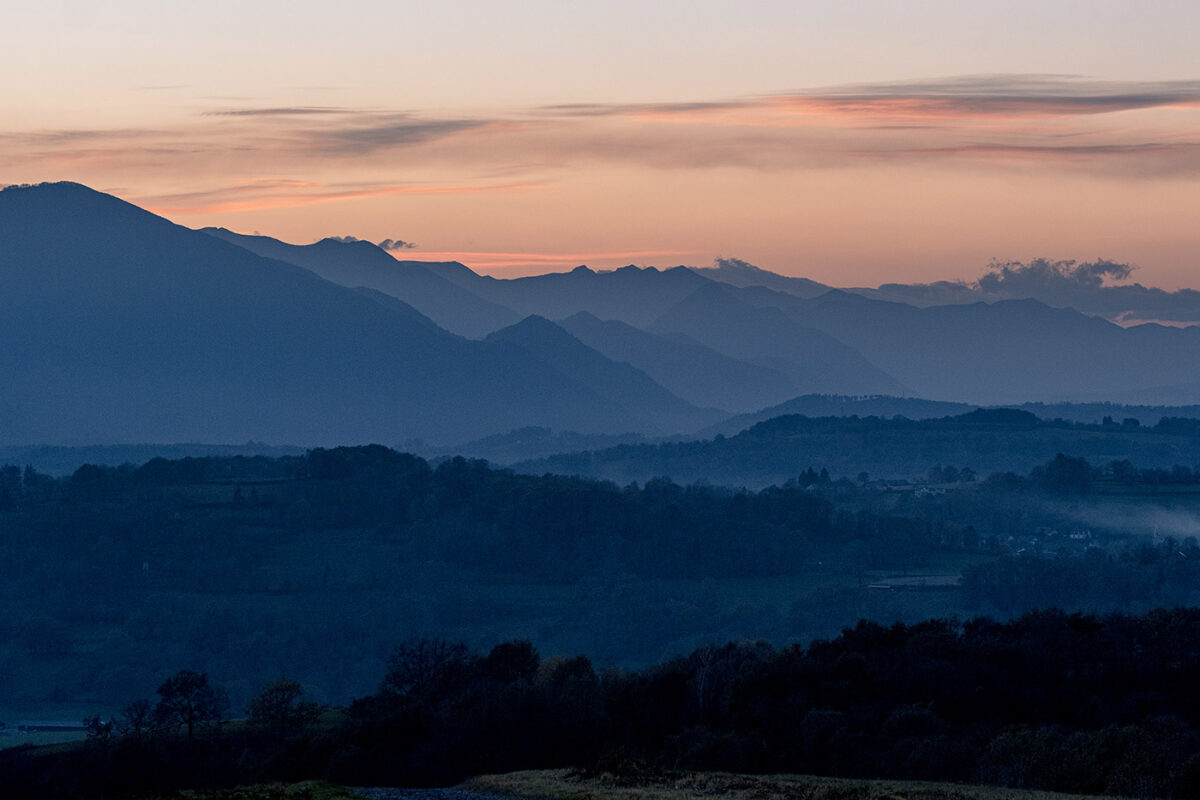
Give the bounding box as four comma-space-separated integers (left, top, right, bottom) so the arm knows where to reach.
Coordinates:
137, 178, 546, 215
306, 114, 490, 156
203, 106, 354, 117
552, 75, 1200, 122
9, 74, 1200, 216
800, 74, 1200, 118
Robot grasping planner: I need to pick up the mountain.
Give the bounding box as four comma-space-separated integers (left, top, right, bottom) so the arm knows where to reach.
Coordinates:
702, 394, 1200, 438
0, 182, 695, 445
852, 275, 1200, 326
702, 394, 978, 437
417, 426, 652, 465
485, 316, 722, 433
422, 262, 714, 328
558, 311, 798, 413
720, 286, 1200, 406
202, 227, 519, 338
687, 257, 832, 298
515, 411, 1200, 488
650, 283, 909, 397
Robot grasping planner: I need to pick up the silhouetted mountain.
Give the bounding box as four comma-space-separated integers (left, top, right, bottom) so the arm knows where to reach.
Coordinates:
0, 442, 305, 476
852, 258, 1200, 325
485, 315, 722, 433
558, 311, 797, 413
426, 263, 713, 327
651, 283, 908, 397
702, 394, 977, 436
0, 183, 696, 445
688, 256, 832, 298
418, 426, 652, 464
849, 280, 982, 307
703, 394, 1200, 438
203, 227, 519, 338
725, 286, 1200, 405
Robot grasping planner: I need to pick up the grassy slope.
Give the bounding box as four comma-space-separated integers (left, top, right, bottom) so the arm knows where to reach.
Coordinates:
465, 769, 1110, 800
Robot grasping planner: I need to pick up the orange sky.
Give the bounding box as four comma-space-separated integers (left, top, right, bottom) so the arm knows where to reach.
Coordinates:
5, 3, 1200, 288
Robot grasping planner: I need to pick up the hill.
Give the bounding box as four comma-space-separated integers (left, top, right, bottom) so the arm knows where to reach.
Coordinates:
468, 770, 1113, 800
428, 262, 714, 328
203, 227, 519, 338
559, 311, 797, 413
651, 284, 908, 398
0, 183, 691, 445
724, 286, 1200, 405
484, 316, 721, 433
517, 411, 1200, 487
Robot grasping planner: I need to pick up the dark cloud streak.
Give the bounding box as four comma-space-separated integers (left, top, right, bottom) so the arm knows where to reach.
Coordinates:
204, 107, 353, 117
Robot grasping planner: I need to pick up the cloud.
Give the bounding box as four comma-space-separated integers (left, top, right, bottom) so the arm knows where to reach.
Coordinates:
378, 238, 416, 251
536, 76, 1200, 123
979, 258, 1137, 293
319, 235, 416, 250
973, 259, 1200, 325
204, 107, 352, 117
538, 100, 750, 117
798, 74, 1200, 118
9, 73, 1200, 202
860, 258, 1200, 325
305, 114, 489, 156
137, 178, 546, 215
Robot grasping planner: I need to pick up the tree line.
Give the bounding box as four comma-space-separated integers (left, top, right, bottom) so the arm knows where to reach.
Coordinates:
11, 609, 1200, 798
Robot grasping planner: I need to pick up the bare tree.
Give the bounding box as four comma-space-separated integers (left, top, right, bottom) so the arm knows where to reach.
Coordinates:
246, 678, 321, 741
154, 670, 227, 740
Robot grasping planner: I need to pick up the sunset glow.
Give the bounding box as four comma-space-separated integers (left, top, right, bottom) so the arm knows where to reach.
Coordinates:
5, 2, 1200, 288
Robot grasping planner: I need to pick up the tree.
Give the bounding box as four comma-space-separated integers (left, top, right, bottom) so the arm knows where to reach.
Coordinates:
116, 698, 158, 739
482, 640, 540, 684
83, 714, 115, 746
246, 678, 321, 741
154, 670, 227, 740
382, 638, 476, 703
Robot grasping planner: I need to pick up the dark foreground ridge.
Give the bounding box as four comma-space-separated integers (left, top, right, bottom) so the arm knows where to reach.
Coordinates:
9, 609, 1200, 798
352, 790, 509, 800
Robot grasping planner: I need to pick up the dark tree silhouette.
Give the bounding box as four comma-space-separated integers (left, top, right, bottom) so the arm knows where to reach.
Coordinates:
246, 678, 321, 741
154, 670, 226, 740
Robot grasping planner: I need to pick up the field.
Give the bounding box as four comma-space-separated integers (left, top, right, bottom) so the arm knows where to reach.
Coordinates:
466, 769, 1112, 800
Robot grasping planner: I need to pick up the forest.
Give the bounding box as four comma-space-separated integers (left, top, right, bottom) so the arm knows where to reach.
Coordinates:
9, 610, 1200, 798
5, 439, 1200, 797
3, 440, 1200, 712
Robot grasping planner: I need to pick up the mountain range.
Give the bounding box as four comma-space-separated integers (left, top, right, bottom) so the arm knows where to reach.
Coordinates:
3, 181, 1200, 449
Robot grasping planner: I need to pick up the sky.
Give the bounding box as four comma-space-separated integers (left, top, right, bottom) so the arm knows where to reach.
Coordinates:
5, 1, 1200, 287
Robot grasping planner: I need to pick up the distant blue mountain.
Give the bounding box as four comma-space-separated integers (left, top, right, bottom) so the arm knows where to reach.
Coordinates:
486, 315, 723, 433
651, 283, 909, 398
203, 227, 519, 338
0, 183, 709, 445
559, 311, 798, 413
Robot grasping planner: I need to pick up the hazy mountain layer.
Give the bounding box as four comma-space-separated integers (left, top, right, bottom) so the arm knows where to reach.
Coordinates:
652, 283, 909, 397
725, 286, 1200, 406
703, 395, 1200, 438
558, 311, 799, 413
688, 256, 833, 298
0, 183, 704, 445
484, 315, 722, 433
203, 227, 519, 338
424, 262, 713, 328
517, 411, 1200, 488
